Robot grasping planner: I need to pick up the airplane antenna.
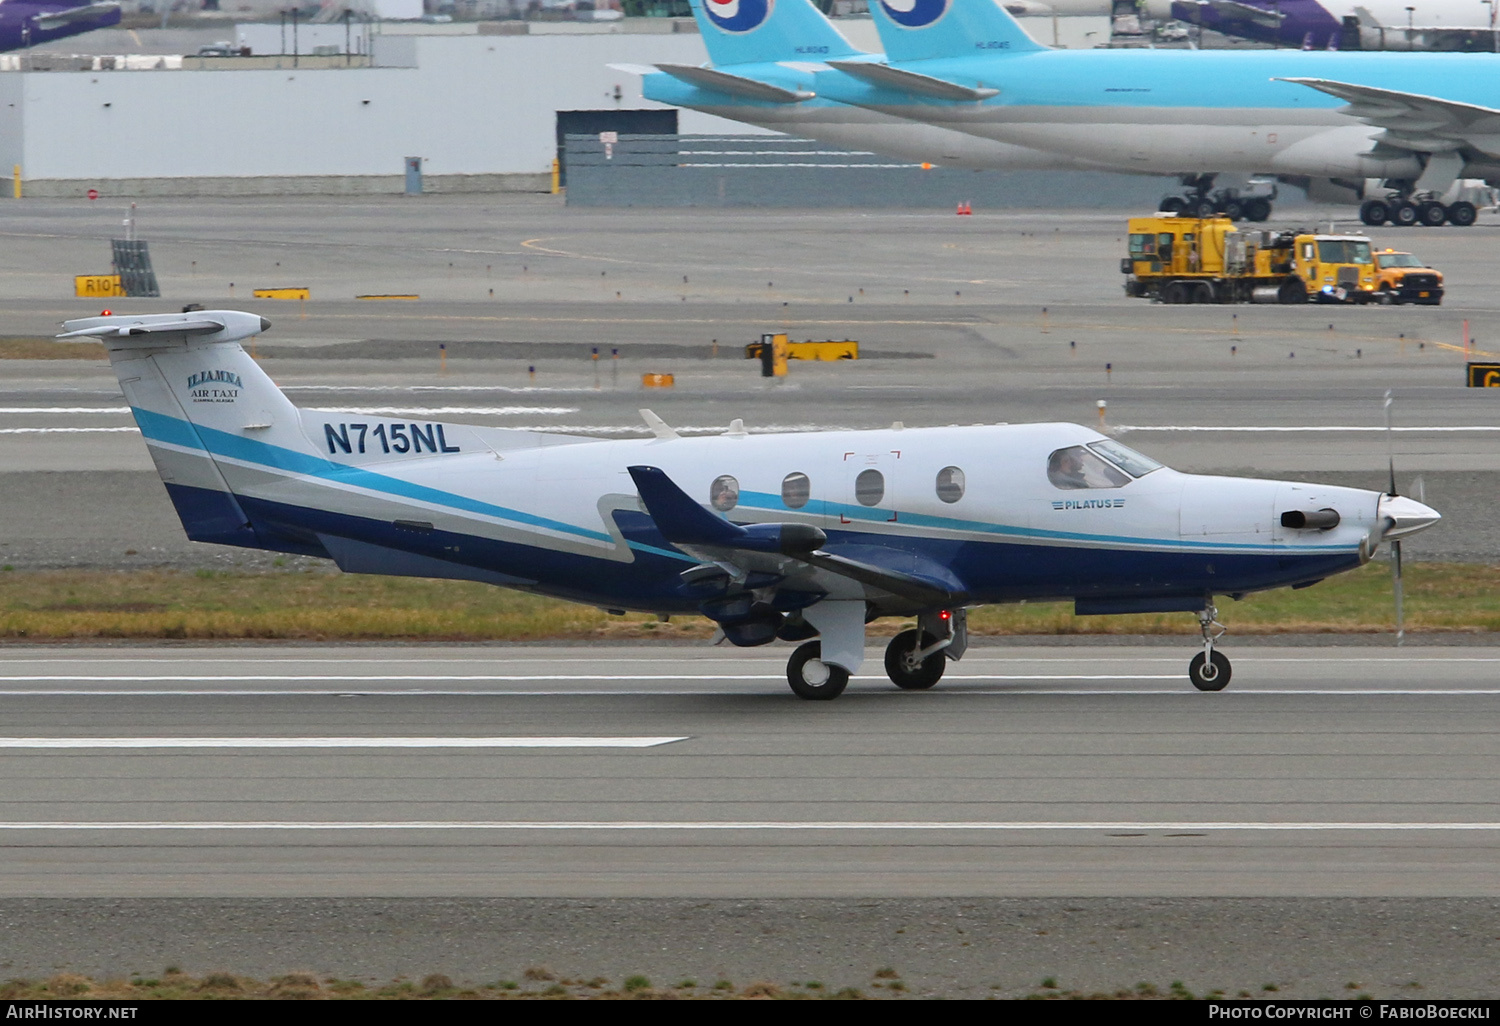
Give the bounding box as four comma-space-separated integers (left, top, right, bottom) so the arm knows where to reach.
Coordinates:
1384, 389, 1404, 646
638, 409, 680, 441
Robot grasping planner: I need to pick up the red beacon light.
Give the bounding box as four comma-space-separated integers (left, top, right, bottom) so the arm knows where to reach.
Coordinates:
100, 309, 112, 316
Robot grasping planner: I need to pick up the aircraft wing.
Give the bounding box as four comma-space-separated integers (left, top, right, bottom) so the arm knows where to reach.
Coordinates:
825, 60, 998, 102
627, 465, 963, 607
34, 2, 120, 31
653, 64, 814, 103
1277, 78, 1500, 157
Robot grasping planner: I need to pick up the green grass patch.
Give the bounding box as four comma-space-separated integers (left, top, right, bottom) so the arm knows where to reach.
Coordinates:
0, 337, 106, 360
0, 562, 1494, 642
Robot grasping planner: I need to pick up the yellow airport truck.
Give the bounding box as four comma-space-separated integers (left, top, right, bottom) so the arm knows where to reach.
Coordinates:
1122, 216, 1384, 305
1371, 249, 1444, 305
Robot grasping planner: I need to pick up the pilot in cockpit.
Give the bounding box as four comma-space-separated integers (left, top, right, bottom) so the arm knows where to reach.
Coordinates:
1048, 445, 1133, 490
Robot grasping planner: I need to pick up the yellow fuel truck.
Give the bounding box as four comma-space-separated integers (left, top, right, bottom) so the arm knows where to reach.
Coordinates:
1122, 216, 1383, 304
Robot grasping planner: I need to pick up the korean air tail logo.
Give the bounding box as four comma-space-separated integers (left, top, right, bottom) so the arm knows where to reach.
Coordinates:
703, 0, 774, 33
879, 0, 950, 28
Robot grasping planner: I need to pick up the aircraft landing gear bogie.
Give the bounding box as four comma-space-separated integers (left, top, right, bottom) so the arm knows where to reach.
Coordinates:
786, 640, 848, 701
1189, 603, 1231, 691
884, 629, 947, 691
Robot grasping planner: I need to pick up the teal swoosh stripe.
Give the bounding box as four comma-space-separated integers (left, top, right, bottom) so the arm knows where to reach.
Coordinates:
131, 407, 690, 561
734, 491, 1353, 556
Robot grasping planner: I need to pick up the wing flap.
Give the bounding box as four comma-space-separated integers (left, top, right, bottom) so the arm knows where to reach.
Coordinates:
1278, 77, 1500, 157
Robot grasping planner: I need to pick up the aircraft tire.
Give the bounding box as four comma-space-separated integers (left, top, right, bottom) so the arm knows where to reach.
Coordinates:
1418, 201, 1447, 227
1160, 196, 1185, 214
1223, 200, 1245, 221
786, 641, 848, 701
1392, 202, 1419, 227
1359, 199, 1390, 226
1189, 650, 1232, 692
1190, 199, 1217, 219
1447, 202, 1478, 227
884, 629, 946, 691
1244, 199, 1272, 222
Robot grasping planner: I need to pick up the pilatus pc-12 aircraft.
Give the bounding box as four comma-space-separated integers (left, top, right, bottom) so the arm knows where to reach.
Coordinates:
65, 310, 1441, 699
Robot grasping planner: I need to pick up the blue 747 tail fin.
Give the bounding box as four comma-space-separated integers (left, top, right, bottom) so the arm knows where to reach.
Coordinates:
685, 0, 863, 66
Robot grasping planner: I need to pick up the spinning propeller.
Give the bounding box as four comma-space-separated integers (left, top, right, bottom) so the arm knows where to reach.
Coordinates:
1381, 391, 1441, 645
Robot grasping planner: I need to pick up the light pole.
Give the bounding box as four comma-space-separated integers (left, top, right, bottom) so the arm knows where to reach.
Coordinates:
1485, 0, 1498, 53
1406, 5, 1416, 49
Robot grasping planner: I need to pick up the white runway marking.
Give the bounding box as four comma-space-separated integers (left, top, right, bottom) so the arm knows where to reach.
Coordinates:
1116, 425, 1500, 433
0, 427, 137, 435
0, 407, 130, 414
0, 687, 1496, 698
0, 820, 1496, 832
0, 736, 687, 749
0, 673, 1183, 683
305, 406, 579, 416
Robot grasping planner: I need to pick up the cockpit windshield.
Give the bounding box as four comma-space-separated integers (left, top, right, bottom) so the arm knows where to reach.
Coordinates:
1088, 439, 1163, 478
1047, 446, 1130, 490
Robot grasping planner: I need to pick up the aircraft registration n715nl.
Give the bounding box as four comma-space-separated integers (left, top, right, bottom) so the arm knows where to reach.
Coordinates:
63, 311, 1440, 699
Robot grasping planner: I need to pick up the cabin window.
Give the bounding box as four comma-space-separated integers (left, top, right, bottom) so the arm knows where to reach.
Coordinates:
709, 475, 739, 512
1129, 233, 1156, 257
1088, 439, 1162, 478
781, 472, 810, 509
1317, 239, 1372, 264
936, 466, 965, 504
1047, 446, 1130, 490
855, 468, 884, 507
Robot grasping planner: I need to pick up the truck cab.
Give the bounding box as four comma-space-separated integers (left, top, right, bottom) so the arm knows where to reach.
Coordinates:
1371, 249, 1444, 305
1287, 235, 1378, 303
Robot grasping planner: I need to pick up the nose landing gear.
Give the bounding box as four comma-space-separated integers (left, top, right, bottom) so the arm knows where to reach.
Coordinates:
1189, 603, 1231, 691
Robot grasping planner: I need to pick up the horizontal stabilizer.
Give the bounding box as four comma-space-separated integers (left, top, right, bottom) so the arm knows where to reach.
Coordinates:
57, 311, 271, 347
825, 60, 997, 101
654, 64, 813, 103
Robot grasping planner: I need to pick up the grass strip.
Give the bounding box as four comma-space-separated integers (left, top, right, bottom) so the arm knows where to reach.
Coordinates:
0, 969, 1274, 1000
0, 561, 1495, 641
0, 337, 106, 360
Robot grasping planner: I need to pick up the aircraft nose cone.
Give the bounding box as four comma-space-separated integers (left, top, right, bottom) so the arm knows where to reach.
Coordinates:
1379, 494, 1441, 541
259, 317, 272, 333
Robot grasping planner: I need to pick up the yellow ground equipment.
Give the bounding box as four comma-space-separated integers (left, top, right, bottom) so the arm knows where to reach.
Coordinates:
1372, 250, 1444, 306
745, 337, 858, 362
1122, 216, 1380, 305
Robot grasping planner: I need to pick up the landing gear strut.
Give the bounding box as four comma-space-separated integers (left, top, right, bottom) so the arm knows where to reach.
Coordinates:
1188, 603, 1231, 691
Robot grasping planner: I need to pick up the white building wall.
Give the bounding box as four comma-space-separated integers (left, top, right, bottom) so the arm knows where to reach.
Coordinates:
12, 31, 752, 183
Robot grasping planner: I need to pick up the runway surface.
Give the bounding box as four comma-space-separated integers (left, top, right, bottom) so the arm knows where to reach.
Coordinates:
2, 643, 1496, 899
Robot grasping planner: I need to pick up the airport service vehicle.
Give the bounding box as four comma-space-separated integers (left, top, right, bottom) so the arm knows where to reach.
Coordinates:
0, 0, 118, 51
1371, 248, 1444, 305
1123, 215, 1380, 304
61, 310, 1440, 699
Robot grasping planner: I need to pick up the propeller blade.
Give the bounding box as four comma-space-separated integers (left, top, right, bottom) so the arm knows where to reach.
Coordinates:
1411, 474, 1426, 505
1391, 539, 1405, 647
1383, 389, 1398, 497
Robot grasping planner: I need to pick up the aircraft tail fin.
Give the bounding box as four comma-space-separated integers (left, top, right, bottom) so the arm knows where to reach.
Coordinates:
686, 0, 863, 66
870, 0, 1045, 63
62, 310, 310, 552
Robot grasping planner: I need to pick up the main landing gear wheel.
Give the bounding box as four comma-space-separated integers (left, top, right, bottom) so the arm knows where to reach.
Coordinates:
884, 629, 946, 691
1392, 202, 1420, 227
1418, 201, 1448, 227
1448, 201, 1478, 227
1189, 651, 1232, 691
786, 641, 848, 701
1244, 198, 1272, 222
1359, 199, 1390, 226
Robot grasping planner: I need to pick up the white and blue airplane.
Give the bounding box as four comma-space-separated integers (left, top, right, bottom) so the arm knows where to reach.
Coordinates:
626, 0, 1118, 171
62, 310, 1440, 699
647, 0, 1500, 225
